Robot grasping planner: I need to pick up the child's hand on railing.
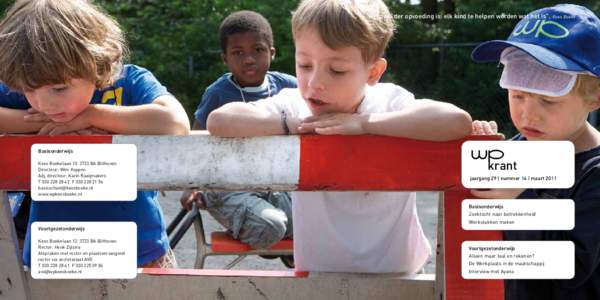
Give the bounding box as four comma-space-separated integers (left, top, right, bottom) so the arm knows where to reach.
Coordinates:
71, 127, 111, 135
180, 188, 205, 210
35, 107, 93, 135
24, 108, 111, 135
23, 108, 51, 123
298, 113, 367, 135
472, 120, 497, 135
472, 120, 505, 139
49, 127, 111, 135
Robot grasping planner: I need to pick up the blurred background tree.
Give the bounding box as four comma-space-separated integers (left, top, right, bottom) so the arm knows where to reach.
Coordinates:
0, 0, 598, 135
93, 0, 298, 125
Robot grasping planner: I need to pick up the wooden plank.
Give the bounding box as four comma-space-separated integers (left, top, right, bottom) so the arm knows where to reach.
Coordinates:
210, 232, 293, 253
435, 192, 445, 300
27, 272, 434, 300
0, 191, 29, 300
141, 268, 306, 277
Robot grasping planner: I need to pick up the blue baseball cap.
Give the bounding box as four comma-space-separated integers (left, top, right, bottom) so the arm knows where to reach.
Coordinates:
471, 4, 600, 77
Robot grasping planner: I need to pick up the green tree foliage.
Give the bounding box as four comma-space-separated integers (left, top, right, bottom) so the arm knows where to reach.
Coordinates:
94, 0, 297, 121
0, 1, 9, 12
0, 0, 598, 131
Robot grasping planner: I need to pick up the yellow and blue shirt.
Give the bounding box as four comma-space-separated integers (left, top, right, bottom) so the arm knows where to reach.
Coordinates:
0, 64, 171, 266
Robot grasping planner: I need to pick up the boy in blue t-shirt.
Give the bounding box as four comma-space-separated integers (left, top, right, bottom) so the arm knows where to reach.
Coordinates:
181, 11, 296, 264
192, 10, 297, 130
471, 4, 600, 299
0, 0, 189, 268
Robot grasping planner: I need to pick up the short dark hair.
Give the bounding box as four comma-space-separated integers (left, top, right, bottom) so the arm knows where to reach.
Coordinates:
220, 10, 274, 52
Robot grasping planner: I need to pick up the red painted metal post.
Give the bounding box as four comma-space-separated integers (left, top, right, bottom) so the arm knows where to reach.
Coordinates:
444, 189, 504, 300
0, 136, 112, 190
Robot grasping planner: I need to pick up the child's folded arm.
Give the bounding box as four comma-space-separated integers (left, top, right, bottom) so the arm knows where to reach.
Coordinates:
37, 95, 190, 136
91, 95, 189, 135
362, 99, 472, 141
0, 107, 45, 133
207, 102, 286, 137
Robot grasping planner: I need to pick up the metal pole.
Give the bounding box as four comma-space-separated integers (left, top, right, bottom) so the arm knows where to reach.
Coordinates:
0, 191, 29, 300
188, 55, 194, 76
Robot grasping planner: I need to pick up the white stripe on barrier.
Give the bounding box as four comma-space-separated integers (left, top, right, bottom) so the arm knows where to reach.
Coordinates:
113, 135, 301, 190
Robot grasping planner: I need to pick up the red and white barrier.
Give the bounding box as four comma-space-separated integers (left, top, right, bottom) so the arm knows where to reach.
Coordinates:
0, 134, 503, 300
2, 134, 465, 191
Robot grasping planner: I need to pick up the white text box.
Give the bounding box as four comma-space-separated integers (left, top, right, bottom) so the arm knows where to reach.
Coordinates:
462, 241, 574, 279
31, 222, 137, 279
462, 141, 574, 188
462, 199, 574, 230
31, 144, 136, 201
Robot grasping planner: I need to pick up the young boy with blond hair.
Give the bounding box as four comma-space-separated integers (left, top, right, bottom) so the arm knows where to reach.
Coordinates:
471, 4, 600, 299
208, 0, 472, 273
0, 0, 189, 268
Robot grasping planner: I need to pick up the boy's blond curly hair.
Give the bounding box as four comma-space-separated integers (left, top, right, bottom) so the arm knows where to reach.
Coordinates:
0, 0, 127, 91
574, 75, 600, 104
292, 0, 395, 63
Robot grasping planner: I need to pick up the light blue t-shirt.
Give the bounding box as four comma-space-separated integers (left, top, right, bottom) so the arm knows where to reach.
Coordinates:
0, 64, 171, 266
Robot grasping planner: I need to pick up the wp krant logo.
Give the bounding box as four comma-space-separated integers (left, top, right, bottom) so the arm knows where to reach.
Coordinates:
512, 19, 570, 39
470, 149, 518, 170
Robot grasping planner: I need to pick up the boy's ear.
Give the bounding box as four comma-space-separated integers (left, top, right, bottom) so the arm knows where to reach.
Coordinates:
590, 88, 600, 111
367, 58, 387, 86
220, 52, 227, 65
270, 47, 276, 60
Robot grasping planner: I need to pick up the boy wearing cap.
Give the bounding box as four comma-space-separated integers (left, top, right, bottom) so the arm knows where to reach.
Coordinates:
471, 4, 600, 300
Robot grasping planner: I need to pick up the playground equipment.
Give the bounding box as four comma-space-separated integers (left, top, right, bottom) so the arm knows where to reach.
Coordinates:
166, 204, 294, 269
